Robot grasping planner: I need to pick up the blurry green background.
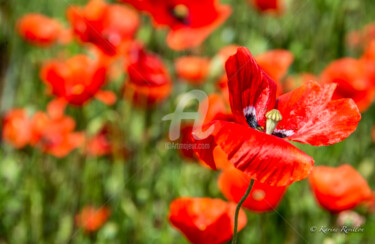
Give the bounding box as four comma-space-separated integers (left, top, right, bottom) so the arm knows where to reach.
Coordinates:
1, 0, 375, 243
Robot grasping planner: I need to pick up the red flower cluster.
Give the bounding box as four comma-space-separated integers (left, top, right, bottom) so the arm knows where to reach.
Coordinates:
2, 107, 84, 157
67, 0, 139, 56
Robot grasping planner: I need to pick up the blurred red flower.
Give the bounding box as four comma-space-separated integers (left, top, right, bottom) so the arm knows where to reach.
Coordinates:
250, 0, 283, 14
30, 111, 84, 158
168, 197, 247, 244
67, 0, 139, 56
85, 127, 112, 157
309, 165, 372, 213
2, 109, 32, 148
124, 44, 172, 107
321, 58, 374, 112
121, 0, 231, 50
193, 47, 361, 186
256, 49, 294, 94
218, 167, 287, 212
76, 206, 110, 232
283, 73, 318, 93
175, 56, 210, 85
40, 54, 108, 106
17, 13, 66, 46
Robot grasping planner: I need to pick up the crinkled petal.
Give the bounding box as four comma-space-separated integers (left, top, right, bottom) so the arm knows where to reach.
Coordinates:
276, 81, 361, 146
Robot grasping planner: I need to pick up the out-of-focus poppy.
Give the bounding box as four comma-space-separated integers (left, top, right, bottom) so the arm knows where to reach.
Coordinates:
168, 197, 247, 244
40, 54, 108, 106
121, 0, 231, 50
256, 49, 294, 94
2, 109, 32, 148
30, 111, 84, 158
250, 0, 284, 14
175, 56, 210, 85
193, 47, 361, 186
67, 0, 139, 56
124, 44, 172, 107
218, 167, 287, 212
75, 206, 110, 232
309, 165, 372, 213
17, 13, 64, 46
321, 58, 374, 112
86, 127, 112, 157
283, 73, 317, 93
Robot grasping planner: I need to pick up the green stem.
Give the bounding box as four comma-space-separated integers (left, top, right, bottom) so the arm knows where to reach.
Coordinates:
232, 178, 255, 244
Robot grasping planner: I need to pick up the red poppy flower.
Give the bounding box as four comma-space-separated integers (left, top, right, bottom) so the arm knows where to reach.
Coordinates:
2, 109, 32, 148
67, 0, 139, 56
30, 111, 84, 157
121, 0, 231, 50
17, 13, 64, 46
124, 44, 172, 107
40, 54, 108, 106
193, 47, 361, 186
75, 206, 110, 232
218, 167, 287, 212
168, 197, 247, 244
320, 58, 374, 112
175, 56, 210, 84
309, 165, 372, 213
250, 0, 284, 14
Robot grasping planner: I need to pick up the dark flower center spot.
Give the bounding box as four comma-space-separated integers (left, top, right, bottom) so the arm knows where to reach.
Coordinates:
171, 4, 190, 25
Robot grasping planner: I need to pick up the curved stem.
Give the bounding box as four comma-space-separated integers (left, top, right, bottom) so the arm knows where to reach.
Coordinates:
231, 178, 254, 244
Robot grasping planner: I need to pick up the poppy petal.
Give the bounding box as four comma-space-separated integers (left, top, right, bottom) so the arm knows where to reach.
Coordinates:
276, 81, 361, 146
193, 120, 314, 186
225, 47, 277, 129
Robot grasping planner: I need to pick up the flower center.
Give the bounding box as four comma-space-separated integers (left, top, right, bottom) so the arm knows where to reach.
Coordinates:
172, 4, 189, 23
265, 109, 282, 135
